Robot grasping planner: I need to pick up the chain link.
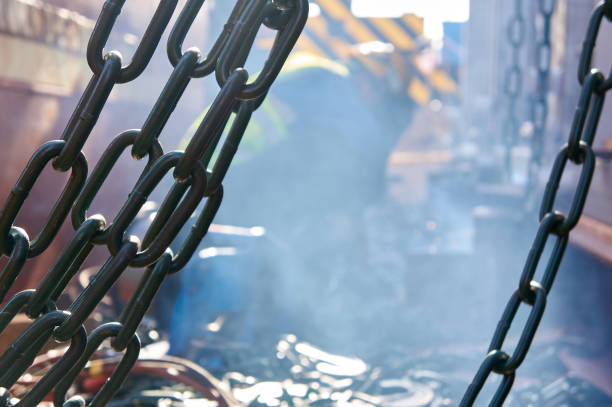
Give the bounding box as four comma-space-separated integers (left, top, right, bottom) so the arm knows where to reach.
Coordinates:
527, 0, 556, 185
53, 323, 141, 407
502, 0, 525, 176
460, 1, 611, 405
0, 0, 308, 405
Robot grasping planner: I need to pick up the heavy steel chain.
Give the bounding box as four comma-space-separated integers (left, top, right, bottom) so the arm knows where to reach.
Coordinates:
460, 1, 612, 405
0, 0, 307, 405
502, 0, 525, 177
527, 0, 555, 188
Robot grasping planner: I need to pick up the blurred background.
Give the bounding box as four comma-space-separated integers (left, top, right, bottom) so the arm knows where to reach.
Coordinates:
0, 0, 611, 405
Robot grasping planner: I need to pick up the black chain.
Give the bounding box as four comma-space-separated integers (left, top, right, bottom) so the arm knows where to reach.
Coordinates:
502, 0, 525, 177
460, 1, 612, 405
0, 0, 307, 405
527, 0, 556, 189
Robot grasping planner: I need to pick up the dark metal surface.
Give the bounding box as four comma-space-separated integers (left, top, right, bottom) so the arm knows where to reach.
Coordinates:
460, 1, 612, 405
0, 0, 307, 405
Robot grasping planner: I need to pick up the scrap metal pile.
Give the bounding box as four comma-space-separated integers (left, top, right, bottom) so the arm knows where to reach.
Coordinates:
95, 333, 612, 406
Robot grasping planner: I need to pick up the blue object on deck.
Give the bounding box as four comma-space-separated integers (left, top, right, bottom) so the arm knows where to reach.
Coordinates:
167, 224, 298, 365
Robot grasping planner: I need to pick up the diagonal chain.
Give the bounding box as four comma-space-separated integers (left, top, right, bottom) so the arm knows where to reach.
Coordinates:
460, 1, 612, 405
0, 0, 308, 405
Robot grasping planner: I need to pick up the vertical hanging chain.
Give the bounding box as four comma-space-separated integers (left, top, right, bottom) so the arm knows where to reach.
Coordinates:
0, 1, 308, 405
527, 0, 556, 190
460, 1, 612, 405
502, 0, 525, 178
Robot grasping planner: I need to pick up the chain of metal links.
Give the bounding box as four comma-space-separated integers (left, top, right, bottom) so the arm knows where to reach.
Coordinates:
502, 0, 525, 177
527, 0, 556, 188
0, 0, 307, 405
460, 1, 612, 405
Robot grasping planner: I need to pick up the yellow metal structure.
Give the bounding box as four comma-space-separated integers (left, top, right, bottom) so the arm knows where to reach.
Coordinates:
256, 0, 458, 105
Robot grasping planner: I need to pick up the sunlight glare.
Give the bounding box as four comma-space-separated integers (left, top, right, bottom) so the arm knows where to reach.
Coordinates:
350, 0, 470, 40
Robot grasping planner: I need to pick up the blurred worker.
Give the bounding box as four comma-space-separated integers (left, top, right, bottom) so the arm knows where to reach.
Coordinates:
160, 46, 415, 361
